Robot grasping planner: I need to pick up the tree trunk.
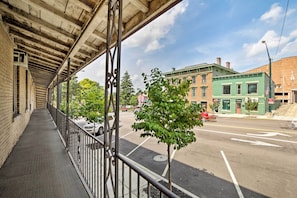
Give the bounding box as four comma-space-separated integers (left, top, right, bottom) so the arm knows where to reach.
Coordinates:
167, 144, 172, 191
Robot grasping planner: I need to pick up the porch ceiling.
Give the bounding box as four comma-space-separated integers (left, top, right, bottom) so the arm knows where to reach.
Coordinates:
0, 0, 181, 88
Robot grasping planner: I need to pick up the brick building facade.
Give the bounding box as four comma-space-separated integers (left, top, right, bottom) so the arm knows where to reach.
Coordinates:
164, 58, 237, 111
245, 56, 297, 104
0, 23, 35, 167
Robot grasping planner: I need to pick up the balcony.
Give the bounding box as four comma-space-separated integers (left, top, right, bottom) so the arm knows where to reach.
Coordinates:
0, 108, 177, 197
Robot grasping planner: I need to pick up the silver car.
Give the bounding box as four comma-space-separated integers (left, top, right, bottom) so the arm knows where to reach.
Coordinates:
83, 122, 104, 136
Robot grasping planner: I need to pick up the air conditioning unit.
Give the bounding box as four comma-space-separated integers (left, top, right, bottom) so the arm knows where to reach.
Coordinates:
14, 49, 28, 68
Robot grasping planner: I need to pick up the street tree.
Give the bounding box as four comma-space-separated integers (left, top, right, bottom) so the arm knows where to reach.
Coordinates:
132, 68, 203, 190
245, 97, 258, 115
79, 78, 104, 123
129, 95, 138, 107
60, 76, 82, 118
120, 71, 134, 106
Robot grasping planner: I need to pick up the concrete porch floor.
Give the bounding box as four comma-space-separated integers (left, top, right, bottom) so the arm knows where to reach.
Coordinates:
0, 109, 88, 198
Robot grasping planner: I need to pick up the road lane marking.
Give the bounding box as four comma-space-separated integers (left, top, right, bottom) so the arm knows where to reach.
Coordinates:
204, 123, 296, 135
198, 129, 297, 145
162, 149, 177, 177
120, 131, 134, 138
231, 138, 282, 147
221, 150, 244, 198
247, 132, 291, 137
126, 137, 151, 157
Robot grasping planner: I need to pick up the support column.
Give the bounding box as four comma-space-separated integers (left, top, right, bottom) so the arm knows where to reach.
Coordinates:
104, 0, 122, 197
56, 76, 61, 124
66, 58, 70, 149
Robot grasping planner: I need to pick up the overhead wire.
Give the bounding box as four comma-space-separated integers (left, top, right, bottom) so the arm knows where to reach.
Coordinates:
274, 0, 290, 58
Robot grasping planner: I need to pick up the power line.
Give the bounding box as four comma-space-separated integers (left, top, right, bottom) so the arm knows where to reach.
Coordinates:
274, 0, 290, 58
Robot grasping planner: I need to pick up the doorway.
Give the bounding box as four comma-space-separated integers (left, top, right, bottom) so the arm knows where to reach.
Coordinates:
236, 100, 242, 114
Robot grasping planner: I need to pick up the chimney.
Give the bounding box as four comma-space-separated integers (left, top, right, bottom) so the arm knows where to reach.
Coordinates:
216, 57, 221, 65
226, 61, 230, 69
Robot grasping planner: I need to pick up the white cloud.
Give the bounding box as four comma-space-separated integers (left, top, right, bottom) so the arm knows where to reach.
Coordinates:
260, 3, 283, 23
243, 30, 280, 57
123, 1, 188, 52
136, 59, 143, 66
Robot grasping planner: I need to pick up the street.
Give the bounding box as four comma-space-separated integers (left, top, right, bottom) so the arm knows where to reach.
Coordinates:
119, 112, 297, 198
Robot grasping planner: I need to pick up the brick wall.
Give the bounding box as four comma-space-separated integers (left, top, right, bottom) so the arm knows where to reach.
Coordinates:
245, 56, 297, 103
0, 23, 35, 167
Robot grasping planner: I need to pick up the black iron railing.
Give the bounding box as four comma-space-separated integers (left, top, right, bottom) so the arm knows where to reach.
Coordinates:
48, 104, 177, 198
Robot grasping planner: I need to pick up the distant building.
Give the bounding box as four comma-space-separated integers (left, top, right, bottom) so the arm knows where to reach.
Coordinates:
245, 56, 297, 104
137, 93, 148, 107
164, 57, 238, 111
212, 72, 275, 115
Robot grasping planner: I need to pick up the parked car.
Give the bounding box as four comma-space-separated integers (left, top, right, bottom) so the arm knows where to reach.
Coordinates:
292, 118, 297, 129
83, 114, 114, 136
121, 106, 128, 112
83, 122, 104, 136
201, 111, 216, 122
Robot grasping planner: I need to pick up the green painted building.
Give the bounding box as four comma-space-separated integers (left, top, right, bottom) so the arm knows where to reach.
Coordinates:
212, 72, 275, 115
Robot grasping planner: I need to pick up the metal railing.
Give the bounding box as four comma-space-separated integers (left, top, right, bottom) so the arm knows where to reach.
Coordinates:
48, 104, 178, 198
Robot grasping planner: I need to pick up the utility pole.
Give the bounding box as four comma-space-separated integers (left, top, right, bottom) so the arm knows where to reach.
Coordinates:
262, 40, 273, 113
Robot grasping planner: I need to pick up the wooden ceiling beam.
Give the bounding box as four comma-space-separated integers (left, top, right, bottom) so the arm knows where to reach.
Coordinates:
17, 43, 64, 62
11, 31, 68, 56
5, 18, 71, 51
0, 2, 76, 41
92, 29, 106, 42
84, 41, 99, 52
29, 56, 59, 69
29, 62, 57, 73
130, 0, 149, 13
15, 40, 65, 61
20, 0, 83, 30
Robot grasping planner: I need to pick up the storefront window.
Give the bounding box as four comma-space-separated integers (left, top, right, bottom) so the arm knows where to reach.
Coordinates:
222, 100, 230, 110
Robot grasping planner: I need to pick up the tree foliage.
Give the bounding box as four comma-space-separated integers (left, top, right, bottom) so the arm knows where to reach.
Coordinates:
132, 68, 203, 190
120, 71, 134, 106
79, 79, 104, 122
209, 102, 219, 113
60, 76, 81, 118
58, 77, 104, 122
245, 98, 258, 114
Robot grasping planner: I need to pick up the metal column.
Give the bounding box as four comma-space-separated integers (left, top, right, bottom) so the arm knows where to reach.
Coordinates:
66, 58, 71, 149
104, 0, 122, 197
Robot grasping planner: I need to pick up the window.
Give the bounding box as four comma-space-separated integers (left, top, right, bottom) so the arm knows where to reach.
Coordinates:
13, 66, 20, 116
222, 100, 230, 110
237, 84, 241, 94
191, 87, 196, 97
248, 83, 257, 94
223, 85, 231, 94
26, 70, 28, 110
191, 76, 196, 84
202, 74, 206, 84
183, 77, 187, 82
201, 87, 206, 97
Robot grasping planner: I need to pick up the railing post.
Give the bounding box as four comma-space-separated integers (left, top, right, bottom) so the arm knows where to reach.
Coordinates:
56, 75, 59, 125
66, 58, 71, 149
104, 0, 122, 197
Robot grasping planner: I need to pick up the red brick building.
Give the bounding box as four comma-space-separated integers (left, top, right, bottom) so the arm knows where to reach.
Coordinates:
245, 56, 297, 104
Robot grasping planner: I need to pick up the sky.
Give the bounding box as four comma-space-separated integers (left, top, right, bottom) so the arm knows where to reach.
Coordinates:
77, 0, 297, 90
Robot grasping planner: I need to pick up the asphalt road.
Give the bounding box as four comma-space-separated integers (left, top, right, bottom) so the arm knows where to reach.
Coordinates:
118, 112, 297, 198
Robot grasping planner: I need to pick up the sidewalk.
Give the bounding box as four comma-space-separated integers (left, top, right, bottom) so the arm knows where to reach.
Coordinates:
216, 113, 295, 121
0, 109, 88, 198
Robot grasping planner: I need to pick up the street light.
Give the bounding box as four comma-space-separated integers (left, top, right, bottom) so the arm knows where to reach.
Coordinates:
262, 40, 272, 113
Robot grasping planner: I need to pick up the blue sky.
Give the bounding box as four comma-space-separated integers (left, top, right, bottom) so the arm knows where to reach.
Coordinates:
77, 0, 297, 90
